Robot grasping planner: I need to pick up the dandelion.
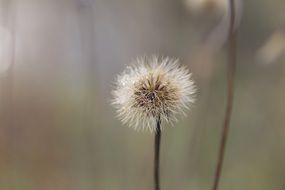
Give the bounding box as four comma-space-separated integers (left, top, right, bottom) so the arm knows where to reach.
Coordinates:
112, 56, 196, 190
112, 56, 196, 132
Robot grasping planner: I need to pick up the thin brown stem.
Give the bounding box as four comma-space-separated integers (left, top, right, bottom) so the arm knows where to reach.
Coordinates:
212, 0, 237, 190
154, 117, 161, 190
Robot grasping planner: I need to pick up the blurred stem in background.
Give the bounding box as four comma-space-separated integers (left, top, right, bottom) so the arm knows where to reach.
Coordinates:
212, 0, 237, 190
0, 0, 17, 189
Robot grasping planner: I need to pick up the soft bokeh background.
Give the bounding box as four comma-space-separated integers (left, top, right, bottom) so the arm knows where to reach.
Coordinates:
1, 0, 285, 189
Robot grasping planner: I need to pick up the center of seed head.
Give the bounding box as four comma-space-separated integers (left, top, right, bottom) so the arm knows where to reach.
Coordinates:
133, 74, 166, 108
131, 71, 180, 118
147, 92, 156, 102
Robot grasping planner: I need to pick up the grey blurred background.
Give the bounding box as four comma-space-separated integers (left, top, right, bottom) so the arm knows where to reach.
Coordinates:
0, 0, 285, 189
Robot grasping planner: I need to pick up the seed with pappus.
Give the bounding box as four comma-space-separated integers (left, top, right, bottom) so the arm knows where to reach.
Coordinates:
112, 56, 196, 132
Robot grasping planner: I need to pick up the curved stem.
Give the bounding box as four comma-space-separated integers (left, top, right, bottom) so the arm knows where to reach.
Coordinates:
212, 0, 237, 190
154, 117, 161, 190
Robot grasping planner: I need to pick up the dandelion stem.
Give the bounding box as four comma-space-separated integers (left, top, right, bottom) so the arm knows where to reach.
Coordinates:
212, 0, 237, 190
154, 117, 161, 190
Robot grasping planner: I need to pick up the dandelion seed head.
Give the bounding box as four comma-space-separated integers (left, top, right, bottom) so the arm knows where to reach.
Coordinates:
112, 56, 196, 132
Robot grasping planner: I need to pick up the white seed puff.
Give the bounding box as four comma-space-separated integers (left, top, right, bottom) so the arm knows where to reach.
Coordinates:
112, 56, 196, 132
